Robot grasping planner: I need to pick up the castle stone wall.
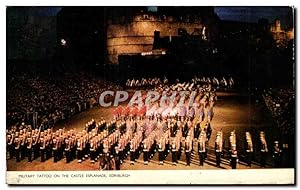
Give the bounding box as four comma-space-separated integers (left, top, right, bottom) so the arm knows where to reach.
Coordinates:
107, 14, 204, 64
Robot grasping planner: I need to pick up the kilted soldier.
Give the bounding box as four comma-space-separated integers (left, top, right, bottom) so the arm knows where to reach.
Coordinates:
129, 140, 135, 165
97, 134, 104, 157
32, 135, 39, 160
26, 134, 33, 162
273, 141, 282, 168
103, 138, 110, 157
164, 134, 170, 159
6, 134, 14, 160
200, 130, 208, 159
108, 138, 114, 158
143, 139, 149, 165
245, 132, 254, 167
171, 138, 178, 165
58, 135, 64, 160
82, 135, 88, 160
149, 137, 156, 160
77, 138, 83, 163
230, 145, 238, 169
198, 133, 206, 166
185, 137, 192, 166
260, 132, 268, 168
71, 136, 77, 160
20, 134, 26, 160
46, 136, 52, 160
90, 138, 97, 163
52, 138, 59, 163
40, 136, 47, 162
117, 139, 124, 163
64, 138, 71, 163
113, 147, 121, 170
14, 137, 21, 162
215, 131, 223, 167
158, 137, 165, 165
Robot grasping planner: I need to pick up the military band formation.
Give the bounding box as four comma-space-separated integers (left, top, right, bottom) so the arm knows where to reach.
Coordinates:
6, 76, 284, 170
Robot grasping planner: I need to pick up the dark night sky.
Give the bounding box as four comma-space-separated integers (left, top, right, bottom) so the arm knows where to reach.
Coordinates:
214, 7, 294, 28
11, 7, 294, 28
22, 7, 61, 16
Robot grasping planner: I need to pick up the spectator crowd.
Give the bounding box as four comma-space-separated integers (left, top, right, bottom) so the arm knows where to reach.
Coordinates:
7, 72, 122, 131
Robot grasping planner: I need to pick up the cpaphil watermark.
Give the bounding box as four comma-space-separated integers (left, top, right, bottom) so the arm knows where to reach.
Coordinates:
99, 90, 198, 108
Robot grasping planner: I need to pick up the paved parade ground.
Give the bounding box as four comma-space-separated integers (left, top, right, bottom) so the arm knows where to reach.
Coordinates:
7, 90, 276, 171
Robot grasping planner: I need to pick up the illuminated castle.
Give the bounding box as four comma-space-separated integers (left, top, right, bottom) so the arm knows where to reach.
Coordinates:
270, 19, 294, 48
106, 7, 216, 64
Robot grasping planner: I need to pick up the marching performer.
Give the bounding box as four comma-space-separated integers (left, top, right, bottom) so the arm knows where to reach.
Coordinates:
245, 132, 254, 167
129, 140, 136, 165
273, 141, 282, 168
185, 137, 192, 166
20, 132, 26, 160
143, 139, 149, 165
260, 131, 268, 168
77, 138, 83, 163
52, 138, 59, 163
198, 131, 206, 166
90, 138, 97, 163
39, 135, 46, 162
64, 138, 71, 163
171, 138, 178, 165
32, 134, 39, 160
7, 134, 14, 160
26, 133, 33, 162
157, 137, 165, 165
215, 131, 223, 167
14, 136, 21, 162
230, 145, 238, 169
